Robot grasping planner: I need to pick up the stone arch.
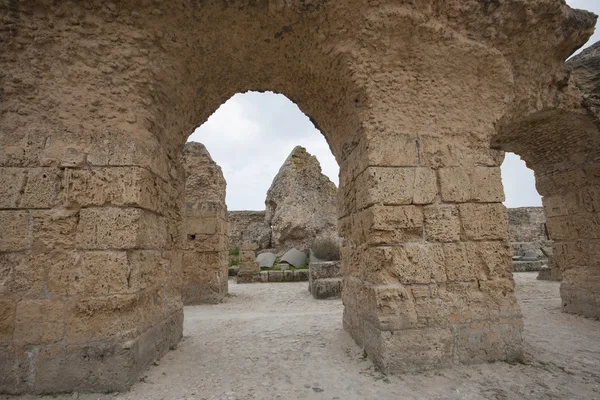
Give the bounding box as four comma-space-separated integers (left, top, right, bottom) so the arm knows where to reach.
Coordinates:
0, 0, 597, 394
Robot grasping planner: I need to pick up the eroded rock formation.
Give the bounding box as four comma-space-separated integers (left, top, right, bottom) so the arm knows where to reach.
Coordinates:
265, 146, 338, 251
181, 142, 228, 305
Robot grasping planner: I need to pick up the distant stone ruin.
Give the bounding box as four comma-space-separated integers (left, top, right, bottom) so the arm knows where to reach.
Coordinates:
508, 207, 553, 272
229, 146, 338, 253
181, 142, 228, 305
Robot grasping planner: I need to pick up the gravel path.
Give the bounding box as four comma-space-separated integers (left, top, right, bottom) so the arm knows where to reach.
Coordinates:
5, 273, 600, 400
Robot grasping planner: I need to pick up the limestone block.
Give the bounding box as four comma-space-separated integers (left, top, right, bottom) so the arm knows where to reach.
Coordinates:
373, 286, 418, 331
283, 270, 294, 282
356, 167, 422, 209
293, 269, 309, 281
391, 244, 447, 284
365, 133, 418, 167
459, 203, 509, 240
379, 327, 455, 372
542, 193, 579, 217
358, 205, 423, 245
31, 209, 79, 251
268, 270, 283, 282
76, 207, 170, 250
258, 271, 269, 282
0, 211, 30, 252
0, 168, 26, 208
413, 168, 438, 205
311, 278, 342, 299
20, 168, 63, 208
424, 205, 461, 242
578, 186, 600, 213
65, 167, 160, 212
0, 301, 16, 343
454, 319, 523, 364
439, 167, 503, 203
546, 215, 579, 241
14, 300, 67, 345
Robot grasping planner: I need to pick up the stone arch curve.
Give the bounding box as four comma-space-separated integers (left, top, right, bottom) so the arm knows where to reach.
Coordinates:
0, 0, 598, 394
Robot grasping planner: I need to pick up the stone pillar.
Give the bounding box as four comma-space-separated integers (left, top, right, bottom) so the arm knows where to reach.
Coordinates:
236, 243, 261, 283
181, 143, 228, 305
339, 129, 523, 372
0, 7, 183, 393
537, 163, 600, 318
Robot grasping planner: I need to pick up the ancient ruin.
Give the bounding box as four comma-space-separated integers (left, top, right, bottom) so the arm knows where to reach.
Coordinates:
265, 146, 338, 251
181, 142, 228, 305
228, 211, 270, 250
228, 145, 338, 253
0, 0, 599, 394
508, 207, 553, 272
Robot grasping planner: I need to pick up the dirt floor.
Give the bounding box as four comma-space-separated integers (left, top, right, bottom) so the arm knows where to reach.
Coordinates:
4, 272, 600, 400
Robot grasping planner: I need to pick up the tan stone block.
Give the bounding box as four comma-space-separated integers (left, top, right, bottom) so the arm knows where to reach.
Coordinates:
65, 167, 160, 212
182, 216, 220, 236
48, 251, 135, 297
0, 168, 26, 208
536, 169, 587, 196
67, 293, 153, 343
30, 209, 78, 251
465, 241, 512, 280
459, 203, 509, 240
356, 167, 415, 209
76, 207, 170, 250
374, 286, 419, 330
573, 212, 600, 239
365, 133, 418, 167
413, 168, 437, 204
0, 301, 16, 343
359, 205, 423, 245
391, 244, 446, 284
439, 167, 470, 202
381, 327, 454, 371
14, 300, 67, 345
546, 215, 579, 241
443, 243, 479, 281
424, 205, 460, 242
0, 211, 30, 252
578, 186, 600, 213
20, 168, 63, 208
470, 167, 504, 202
542, 192, 579, 217
553, 240, 587, 271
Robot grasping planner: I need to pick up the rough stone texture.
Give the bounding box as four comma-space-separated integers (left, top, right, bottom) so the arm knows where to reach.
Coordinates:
237, 244, 261, 284
227, 211, 271, 250
265, 146, 338, 251
181, 142, 228, 305
508, 207, 552, 258
309, 261, 342, 299
0, 0, 598, 393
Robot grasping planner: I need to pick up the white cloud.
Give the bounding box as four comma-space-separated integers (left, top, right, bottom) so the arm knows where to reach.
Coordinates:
189, 1, 598, 211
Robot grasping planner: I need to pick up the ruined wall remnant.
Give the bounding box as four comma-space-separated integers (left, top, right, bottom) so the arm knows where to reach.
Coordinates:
228, 211, 270, 250
181, 142, 228, 305
265, 146, 338, 251
0, 0, 597, 393
508, 207, 552, 257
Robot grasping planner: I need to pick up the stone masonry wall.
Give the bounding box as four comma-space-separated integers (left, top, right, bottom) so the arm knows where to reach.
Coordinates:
228, 211, 270, 250
181, 142, 228, 305
508, 207, 552, 257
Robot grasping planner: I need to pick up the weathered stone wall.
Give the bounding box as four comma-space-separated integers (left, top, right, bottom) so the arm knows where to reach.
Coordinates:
0, 0, 597, 394
508, 207, 552, 257
181, 142, 228, 305
228, 211, 270, 250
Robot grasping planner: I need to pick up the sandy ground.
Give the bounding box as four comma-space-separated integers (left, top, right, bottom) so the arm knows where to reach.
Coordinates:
4, 272, 600, 400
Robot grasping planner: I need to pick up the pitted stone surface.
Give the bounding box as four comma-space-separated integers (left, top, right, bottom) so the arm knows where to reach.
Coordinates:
265, 146, 338, 251
228, 211, 271, 250
0, 0, 598, 393
181, 142, 229, 305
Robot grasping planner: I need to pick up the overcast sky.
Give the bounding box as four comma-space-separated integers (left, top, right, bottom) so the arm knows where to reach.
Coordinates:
188, 0, 599, 211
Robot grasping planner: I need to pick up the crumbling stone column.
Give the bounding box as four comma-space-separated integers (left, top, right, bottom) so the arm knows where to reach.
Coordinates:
181, 143, 228, 305
0, 5, 184, 393
537, 163, 600, 317
237, 243, 261, 283
339, 134, 523, 371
